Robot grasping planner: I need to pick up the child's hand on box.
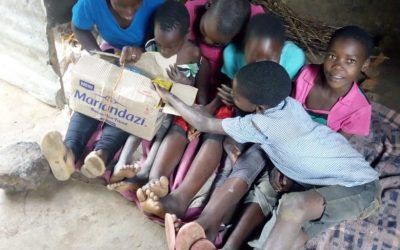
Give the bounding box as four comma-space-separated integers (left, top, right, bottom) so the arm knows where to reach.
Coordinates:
120, 46, 143, 65
269, 167, 293, 193
155, 84, 170, 102
167, 64, 194, 86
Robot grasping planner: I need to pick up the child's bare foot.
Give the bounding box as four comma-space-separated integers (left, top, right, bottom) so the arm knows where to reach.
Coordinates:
141, 176, 169, 198
137, 188, 166, 218
41, 131, 75, 181
110, 162, 140, 183
137, 189, 187, 219
81, 151, 106, 178
107, 181, 141, 194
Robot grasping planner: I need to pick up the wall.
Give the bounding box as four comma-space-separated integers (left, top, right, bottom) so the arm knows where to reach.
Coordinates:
0, 0, 63, 107
0, 0, 76, 108
282, 0, 400, 55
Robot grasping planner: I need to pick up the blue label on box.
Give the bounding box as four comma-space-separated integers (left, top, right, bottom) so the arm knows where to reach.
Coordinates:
79, 80, 95, 91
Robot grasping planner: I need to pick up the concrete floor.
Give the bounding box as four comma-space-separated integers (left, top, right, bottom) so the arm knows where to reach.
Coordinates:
0, 82, 165, 250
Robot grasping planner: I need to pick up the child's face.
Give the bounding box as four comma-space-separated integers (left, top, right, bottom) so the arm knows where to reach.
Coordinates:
245, 37, 282, 64
323, 38, 369, 90
232, 78, 257, 113
110, 0, 142, 21
199, 12, 232, 47
154, 23, 186, 58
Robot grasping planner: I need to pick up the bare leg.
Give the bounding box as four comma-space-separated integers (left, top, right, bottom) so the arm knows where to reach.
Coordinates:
159, 136, 223, 217
112, 118, 172, 187
110, 135, 142, 183
139, 136, 224, 218
224, 203, 266, 250
196, 177, 249, 241
140, 116, 172, 177
292, 230, 308, 250
148, 129, 188, 179
262, 190, 324, 250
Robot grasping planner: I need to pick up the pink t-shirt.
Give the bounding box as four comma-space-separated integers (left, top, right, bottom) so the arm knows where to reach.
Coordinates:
185, 0, 265, 86
292, 64, 371, 136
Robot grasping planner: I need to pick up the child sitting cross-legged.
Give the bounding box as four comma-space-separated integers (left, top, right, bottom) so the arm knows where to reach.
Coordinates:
106, 1, 207, 195
156, 61, 380, 250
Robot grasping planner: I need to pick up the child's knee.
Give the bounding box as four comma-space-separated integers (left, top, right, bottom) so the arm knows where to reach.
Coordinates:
278, 191, 325, 223
277, 193, 309, 223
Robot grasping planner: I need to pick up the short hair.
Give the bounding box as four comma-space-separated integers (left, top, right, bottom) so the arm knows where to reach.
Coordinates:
329, 25, 374, 57
235, 61, 291, 107
154, 1, 189, 36
245, 13, 285, 45
212, 0, 251, 36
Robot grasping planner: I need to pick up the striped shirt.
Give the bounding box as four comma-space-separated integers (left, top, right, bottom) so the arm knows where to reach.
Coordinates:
221, 97, 379, 187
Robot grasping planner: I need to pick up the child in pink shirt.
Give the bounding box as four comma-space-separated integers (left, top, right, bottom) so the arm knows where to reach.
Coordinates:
293, 25, 373, 137
185, 0, 265, 94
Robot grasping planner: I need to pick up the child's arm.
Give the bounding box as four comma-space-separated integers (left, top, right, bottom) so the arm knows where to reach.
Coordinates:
195, 58, 211, 105
72, 25, 101, 52
156, 86, 226, 135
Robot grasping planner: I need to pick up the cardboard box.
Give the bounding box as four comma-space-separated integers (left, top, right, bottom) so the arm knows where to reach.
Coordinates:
70, 53, 197, 140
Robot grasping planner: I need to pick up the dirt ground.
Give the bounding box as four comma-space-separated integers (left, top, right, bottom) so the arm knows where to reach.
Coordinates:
0, 82, 165, 250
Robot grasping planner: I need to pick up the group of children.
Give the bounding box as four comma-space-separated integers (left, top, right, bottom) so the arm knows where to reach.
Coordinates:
40, 0, 381, 249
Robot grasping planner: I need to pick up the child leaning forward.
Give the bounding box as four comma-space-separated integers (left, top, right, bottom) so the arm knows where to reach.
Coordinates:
157, 61, 380, 250
40, 0, 163, 181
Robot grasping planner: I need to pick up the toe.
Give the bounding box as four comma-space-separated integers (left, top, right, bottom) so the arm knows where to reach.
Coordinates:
137, 188, 147, 202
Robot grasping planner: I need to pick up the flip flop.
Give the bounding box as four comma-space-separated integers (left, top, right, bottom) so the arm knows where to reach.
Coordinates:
81, 151, 106, 178
41, 131, 74, 181
190, 239, 216, 250
175, 222, 206, 250
165, 213, 177, 250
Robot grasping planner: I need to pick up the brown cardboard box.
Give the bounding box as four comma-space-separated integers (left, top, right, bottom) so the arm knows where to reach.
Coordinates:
70, 53, 197, 140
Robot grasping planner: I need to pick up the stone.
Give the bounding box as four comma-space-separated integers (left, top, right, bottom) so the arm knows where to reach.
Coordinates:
0, 142, 51, 192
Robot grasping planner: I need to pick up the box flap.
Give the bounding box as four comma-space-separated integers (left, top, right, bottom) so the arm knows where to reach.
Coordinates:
133, 52, 177, 79
163, 83, 198, 116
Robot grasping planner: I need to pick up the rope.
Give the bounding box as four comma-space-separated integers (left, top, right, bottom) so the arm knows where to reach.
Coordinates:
101, 63, 125, 127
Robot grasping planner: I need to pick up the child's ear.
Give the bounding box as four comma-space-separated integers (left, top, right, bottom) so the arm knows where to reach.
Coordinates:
361, 58, 371, 73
